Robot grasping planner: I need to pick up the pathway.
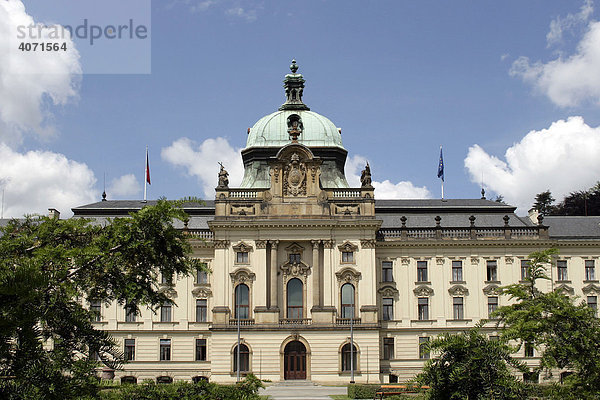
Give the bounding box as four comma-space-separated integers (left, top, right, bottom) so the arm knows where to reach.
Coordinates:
259, 380, 347, 400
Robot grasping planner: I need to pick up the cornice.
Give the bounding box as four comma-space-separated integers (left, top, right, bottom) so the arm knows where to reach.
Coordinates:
209, 219, 382, 230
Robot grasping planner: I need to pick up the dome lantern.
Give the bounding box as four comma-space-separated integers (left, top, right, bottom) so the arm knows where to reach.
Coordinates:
279, 59, 310, 111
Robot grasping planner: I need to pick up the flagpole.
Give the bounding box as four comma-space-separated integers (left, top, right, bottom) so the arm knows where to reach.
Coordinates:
144, 146, 148, 202
441, 180, 444, 200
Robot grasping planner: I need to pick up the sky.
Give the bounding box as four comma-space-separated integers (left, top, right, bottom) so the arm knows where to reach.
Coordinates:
1, 0, 600, 217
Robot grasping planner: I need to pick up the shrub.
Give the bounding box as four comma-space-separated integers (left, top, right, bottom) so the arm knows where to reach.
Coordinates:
347, 384, 380, 399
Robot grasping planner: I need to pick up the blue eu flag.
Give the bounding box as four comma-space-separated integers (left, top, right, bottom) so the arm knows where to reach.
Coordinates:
437, 147, 444, 182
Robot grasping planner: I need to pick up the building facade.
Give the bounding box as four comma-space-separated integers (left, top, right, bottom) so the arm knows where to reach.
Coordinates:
73, 62, 600, 384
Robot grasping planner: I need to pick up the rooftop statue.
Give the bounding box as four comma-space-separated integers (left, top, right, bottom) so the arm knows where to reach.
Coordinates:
217, 162, 229, 189
360, 162, 373, 188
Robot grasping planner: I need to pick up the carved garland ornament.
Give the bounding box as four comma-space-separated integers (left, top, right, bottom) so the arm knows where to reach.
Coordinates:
280, 260, 311, 279
448, 285, 469, 296
482, 284, 501, 295
378, 285, 398, 297
192, 287, 213, 298
401, 257, 410, 266
413, 285, 434, 297
229, 268, 256, 285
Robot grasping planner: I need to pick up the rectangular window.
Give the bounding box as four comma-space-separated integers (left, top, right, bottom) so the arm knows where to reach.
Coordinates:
196, 264, 208, 284
90, 301, 101, 322
451, 261, 463, 282
160, 303, 172, 322
453, 297, 464, 320
417, 261, 428, 282
524, 342, 534, 358
236, 251, 249, 263
486, 260, 498, 282
419, 337, 430, 359
557, 260, 568, 281
382, 297, 394, 321
125, 304, 136, 322
161, 272, 172, 285
488, 296, 498, 319
418, 297, 429, 320
124, 339, 135, 361
588, 296, 598, 316
521, 260, 530, 280
342, 251, 354, 263
383, 338, 394, 360
289, 253, 301, 263
159, 339, 171, 361
585, 260, 596, 281
196, 299, 207, 322
195, 338, 207, 361
382, 261, 393, 282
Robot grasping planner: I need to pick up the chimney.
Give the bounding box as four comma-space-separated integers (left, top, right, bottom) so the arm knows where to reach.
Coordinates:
527, 208, 539, 224
48, 208, 60, 219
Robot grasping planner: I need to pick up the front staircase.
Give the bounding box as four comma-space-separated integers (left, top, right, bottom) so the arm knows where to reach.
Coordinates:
260, 380, 347, 400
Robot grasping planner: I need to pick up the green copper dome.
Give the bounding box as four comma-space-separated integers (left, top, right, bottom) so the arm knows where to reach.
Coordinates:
245, 110, 345, 149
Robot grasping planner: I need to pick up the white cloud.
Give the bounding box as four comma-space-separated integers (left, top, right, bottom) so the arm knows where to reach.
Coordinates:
546, 0, 593, 46
345, 155, 432, 199
225, 6, 257, 22
0, 144, 97, 218
0, 0, 81, 145
161, 137, 244, 198
511, 7, 600, 107
464, 116, 600, 213
108, 174, 141, 198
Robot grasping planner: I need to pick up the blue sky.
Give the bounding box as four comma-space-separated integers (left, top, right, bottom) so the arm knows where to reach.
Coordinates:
1, 0, 600, 217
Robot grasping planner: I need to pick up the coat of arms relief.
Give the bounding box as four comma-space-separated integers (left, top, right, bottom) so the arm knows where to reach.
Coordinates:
283, 153, 307, 196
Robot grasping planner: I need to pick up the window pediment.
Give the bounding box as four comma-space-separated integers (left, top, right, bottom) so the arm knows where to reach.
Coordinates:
192, 287, 213, 298
335, 267, 361, 284
280, 260, 310, 278
337, 241, 359, 252
285, 242, 305, 253
482, 284, 501, 295
555, 283, 574, 295
448, 285, 469, 296
378, 284, 398, 297
413, 285, 434, 297
230, 268, 256, 285
583, 283, 600, 295
232, 241, 253, 252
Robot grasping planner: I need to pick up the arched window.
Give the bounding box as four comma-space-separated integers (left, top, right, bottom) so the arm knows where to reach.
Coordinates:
235, 284, 249, 319
341, 283, 355, 318
233, 344, 250, 373
287, 278, 303, 319
341, 343, 357, 372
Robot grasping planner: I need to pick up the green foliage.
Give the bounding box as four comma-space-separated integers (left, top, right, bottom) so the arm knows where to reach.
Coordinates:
415, 327, 527, 400
97, 375, 263, 400
347, 384, 380, 399
553, 182, 600, 216
0, 200, 203, 400
495, 248, 600, 399
533, 190, 555, 216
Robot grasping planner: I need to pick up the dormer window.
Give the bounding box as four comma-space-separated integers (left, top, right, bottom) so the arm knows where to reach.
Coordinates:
338, 241, 359, 264
237, 251, 249, 264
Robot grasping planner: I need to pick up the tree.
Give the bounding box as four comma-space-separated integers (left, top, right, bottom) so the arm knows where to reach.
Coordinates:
0, 200, 203, 400
533, 190, 555, 216
495, 249, 600, 398
415, 326, 527, 400
552, 183, 600, 216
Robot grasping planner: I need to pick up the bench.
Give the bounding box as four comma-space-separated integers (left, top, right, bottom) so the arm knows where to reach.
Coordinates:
373, 384, 430, 399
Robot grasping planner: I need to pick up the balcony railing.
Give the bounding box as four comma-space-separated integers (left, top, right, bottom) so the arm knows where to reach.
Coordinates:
279, 318, 312, 326
185, 229, 214, 240
228, 319, 255, 326
377, 226, 544, 241
331, 190, 362, 198
335, 318, 361, 325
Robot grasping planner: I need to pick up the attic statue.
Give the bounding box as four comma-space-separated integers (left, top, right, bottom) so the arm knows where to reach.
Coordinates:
360, 162, 373, 188
217, 162, 229, 189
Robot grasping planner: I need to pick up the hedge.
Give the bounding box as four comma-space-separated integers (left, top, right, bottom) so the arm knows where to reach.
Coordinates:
347, 384, 381, 399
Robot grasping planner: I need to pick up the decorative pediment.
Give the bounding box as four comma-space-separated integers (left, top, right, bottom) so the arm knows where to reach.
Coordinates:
192, 286, 213, 298
482, 284, 501, 295
232, 241, 253, 252
280, 260, 311, 278
555, 284, 575, 295
413, 285, 434, 297
378, 284, 398, 297
338, 241, 359, 252
229, 268, 256, 285
582, 283, 600, 295
335, 267, 361, 283
159, 286, 178, 299
285, 242, 305, 253
448, 285, 469, 296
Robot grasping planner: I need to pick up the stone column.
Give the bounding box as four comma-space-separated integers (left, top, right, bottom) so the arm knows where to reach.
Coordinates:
311, 240, 320, 309
322, 240, 335, 307
270, 240, 279, 310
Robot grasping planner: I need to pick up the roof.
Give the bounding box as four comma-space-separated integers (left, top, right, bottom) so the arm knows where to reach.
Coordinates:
544, 216, 600, 239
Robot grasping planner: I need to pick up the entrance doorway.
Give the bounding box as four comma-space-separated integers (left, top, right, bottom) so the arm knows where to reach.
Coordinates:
284, 341, 306, 380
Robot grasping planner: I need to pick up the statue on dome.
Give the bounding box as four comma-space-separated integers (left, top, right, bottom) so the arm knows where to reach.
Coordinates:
217, 162, 229, 189
360, 162, 373, 188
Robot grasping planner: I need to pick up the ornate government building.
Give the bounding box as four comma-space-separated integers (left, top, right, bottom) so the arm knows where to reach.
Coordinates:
73, 61, 600, 384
